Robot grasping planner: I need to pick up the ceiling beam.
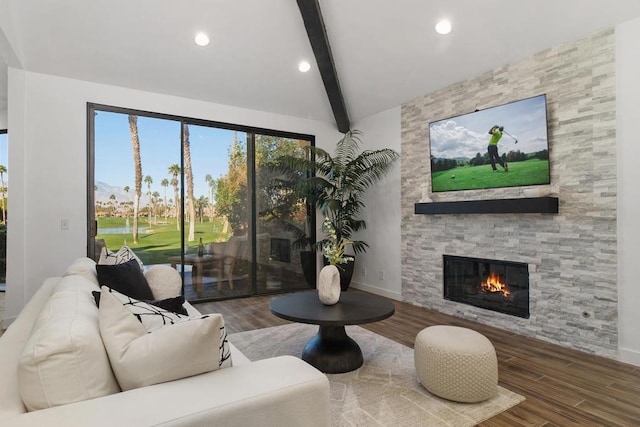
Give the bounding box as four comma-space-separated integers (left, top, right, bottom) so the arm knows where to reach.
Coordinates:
296, 0, 350, 133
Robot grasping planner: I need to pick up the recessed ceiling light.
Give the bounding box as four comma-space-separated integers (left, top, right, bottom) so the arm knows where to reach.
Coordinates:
298, 61, 311, 73
435, 19, 452, 35
194, 32, 210, 47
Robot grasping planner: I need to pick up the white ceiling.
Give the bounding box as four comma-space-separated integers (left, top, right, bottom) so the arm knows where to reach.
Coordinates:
1, 0, 640, 127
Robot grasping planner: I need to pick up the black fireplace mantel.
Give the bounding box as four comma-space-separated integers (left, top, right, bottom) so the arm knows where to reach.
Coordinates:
414, 196, 559, 215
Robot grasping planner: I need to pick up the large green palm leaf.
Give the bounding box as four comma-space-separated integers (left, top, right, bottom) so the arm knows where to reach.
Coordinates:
276, 130, 398, 255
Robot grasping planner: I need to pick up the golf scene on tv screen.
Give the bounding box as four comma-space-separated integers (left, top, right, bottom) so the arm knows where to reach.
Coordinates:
429, 94, 550, 192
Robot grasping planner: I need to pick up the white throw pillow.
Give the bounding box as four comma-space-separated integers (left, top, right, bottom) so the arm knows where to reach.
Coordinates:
98, 245, 144, 271
106, 287, 231, 368
62, 257, 99, 286
18, 277, 120, 411
98, 287, 232, 391
144, 264, 182, 299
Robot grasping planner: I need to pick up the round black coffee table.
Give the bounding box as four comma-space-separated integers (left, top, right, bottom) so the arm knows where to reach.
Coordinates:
269, 291, 395, 373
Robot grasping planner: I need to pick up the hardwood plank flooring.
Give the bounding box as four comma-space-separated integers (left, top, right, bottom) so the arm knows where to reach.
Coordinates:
195, 291, 640, 426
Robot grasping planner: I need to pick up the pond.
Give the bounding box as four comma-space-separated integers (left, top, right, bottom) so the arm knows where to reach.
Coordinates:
98, 226, 149, 234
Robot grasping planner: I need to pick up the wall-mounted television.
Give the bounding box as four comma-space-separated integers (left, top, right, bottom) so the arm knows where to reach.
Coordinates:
429, 94, 550, 193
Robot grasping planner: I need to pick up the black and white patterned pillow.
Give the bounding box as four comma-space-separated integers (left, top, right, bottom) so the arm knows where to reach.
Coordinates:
104, 286, 188, 332
91, 291, 188, 315
99, 245, 144, 271
102, 287, 232, 368
218, 325, 232, 368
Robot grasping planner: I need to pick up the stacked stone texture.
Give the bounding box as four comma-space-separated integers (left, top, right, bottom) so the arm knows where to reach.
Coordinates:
401, 29, 617, 358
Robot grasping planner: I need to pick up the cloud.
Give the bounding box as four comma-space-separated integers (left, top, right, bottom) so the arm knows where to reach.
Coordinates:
430, 120, 486, 158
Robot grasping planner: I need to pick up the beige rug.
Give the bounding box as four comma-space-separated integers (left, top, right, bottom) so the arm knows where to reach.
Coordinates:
228, 323, 524, 426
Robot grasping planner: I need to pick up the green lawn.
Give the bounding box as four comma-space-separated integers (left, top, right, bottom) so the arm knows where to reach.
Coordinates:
432, 159, 549, 192
96, 217, 231, 265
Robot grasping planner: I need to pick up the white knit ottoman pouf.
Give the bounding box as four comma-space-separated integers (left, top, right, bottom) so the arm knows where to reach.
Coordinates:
414, 325, 498, 403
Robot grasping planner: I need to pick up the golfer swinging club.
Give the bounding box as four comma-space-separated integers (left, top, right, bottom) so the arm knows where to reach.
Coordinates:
488, 125, 508, 172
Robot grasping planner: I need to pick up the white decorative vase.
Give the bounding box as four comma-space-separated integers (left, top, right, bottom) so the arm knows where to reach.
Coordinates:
318, 265, 341, 305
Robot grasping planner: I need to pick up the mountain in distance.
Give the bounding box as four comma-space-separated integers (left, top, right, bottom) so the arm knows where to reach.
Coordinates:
95, 181, 151, 207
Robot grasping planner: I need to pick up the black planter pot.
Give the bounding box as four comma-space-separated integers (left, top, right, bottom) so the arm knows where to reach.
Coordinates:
300, 251, 317, 288
323, 256, 355, 291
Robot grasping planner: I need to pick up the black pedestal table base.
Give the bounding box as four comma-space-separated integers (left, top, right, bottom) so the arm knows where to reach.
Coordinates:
302, 325, 363, 374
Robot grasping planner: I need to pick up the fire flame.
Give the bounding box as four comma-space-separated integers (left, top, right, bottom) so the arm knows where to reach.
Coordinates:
481, 273, 510, 297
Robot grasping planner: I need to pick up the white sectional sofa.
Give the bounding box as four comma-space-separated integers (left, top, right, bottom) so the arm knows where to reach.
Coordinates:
0, 258, 330, 426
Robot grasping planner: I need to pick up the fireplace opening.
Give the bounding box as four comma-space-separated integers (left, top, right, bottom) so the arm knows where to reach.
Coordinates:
443, 255, 529, 318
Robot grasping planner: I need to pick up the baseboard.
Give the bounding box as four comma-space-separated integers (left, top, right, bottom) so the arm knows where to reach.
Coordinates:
350, 280, 401, 301
619, 347, 640, 367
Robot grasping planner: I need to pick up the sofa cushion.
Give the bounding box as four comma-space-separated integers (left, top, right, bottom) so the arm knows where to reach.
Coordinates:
99, 245, 144, 271
17, 276, 120, 411
98, 287, 232, 391
62, 257, 99, 286
96, 259, 154, 301
144, 264, 182, 299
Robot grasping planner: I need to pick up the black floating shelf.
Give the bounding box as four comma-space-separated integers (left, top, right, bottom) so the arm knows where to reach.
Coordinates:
415, 197, 559, 215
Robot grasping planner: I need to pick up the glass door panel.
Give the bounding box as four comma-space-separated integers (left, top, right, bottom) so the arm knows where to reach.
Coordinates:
0, 130, 7, 288
181, 124, 250, 301
255, 134, 314, 294
93, 111, 183, 270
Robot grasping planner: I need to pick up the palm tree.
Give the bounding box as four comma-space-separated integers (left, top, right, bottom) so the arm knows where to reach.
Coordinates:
128, 115, 143, 244
183, 125, 196, 242
205, 174, 215, 221
152, 191, 160, 224
123, 185, 130, 217
144, 175, 153, 224
109, 194, 117, 216
161, 178, 169, 221
279, 130, 399, 255
195, 195, 209, 223
0, 164, 7, 224
168, 164, 181, 231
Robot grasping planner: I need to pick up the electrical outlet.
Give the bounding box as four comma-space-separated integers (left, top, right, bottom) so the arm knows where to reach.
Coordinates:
61, 218, 70, 230
362, 267, 367, 277
379, 270, 385, 280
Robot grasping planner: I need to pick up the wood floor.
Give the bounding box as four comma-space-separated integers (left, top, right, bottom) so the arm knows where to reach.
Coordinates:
195, 291, 640, 427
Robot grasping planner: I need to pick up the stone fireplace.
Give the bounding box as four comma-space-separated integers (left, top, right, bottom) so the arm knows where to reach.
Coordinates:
443, 255, 529, 319
400, 29, 618, 358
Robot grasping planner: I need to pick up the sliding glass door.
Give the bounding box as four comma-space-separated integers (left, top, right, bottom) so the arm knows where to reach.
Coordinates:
0, 129, 6, 289
88, 104, 314, 302
254, 134, 315, 294
179, 124, 251, 300
92, 111, 182, 267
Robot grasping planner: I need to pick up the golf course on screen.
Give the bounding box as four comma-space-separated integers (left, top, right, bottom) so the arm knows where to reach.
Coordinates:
431, 159, 550, 192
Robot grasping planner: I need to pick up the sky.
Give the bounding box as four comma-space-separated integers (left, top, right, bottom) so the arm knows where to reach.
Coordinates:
94, 111, 243, 204
429, 95, 549, 159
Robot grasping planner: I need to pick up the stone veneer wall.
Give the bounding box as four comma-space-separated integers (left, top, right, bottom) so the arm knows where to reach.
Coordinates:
401, 29, 617, 358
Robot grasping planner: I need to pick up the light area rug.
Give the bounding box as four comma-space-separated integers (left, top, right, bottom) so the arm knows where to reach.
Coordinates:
228, 323, 524, 427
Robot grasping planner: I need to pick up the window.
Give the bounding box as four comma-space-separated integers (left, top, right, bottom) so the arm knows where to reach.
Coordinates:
88, 104, 315, 302
0, 129, 6, 289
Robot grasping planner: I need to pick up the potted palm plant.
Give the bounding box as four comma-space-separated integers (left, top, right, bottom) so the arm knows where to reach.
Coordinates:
278, 130, 399, 290
276, 214, 316, 288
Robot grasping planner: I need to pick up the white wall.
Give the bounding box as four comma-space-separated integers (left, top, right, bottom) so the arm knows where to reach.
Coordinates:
0, 1, 21, 65
350, 107, 401, 300
616, 16, 640, 366
0, 109, 6, 128
3, 69, 340, 323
